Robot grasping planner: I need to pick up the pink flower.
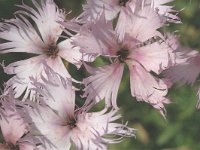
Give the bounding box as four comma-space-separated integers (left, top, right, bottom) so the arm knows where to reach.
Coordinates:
27, 65, 135, 150
164, 37, 200, 111
147, 0, 180, 23
166, 49, 200, 111
78, 0, 180, 42
166, 50, 200, 85
83, 62, 124, 108
0, 0, 87, 100
164, 34, 200, 85
74, 6, 172, 115
79, 0, 179, 23
0, 91, 36, 150
79, 0, 122, 21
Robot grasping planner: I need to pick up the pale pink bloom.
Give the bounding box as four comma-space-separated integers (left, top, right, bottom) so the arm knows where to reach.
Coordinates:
164, 37, 200, 110
146, 0, 180, 23
165, 49, 200, 109
0, 0, 87, 100
74, 7, 171, 115
27, 66, 135, 150
166, 49, 200, 111
79, 0, 179, 22
163, 33, 198, 66
79, 0, 122, 21
0, 91, 36, 150
163, 33, 180, 66
115, 1, 167, 42
164, 34, 200, 86
79, 0, 179, 42
83, 62, 124, 108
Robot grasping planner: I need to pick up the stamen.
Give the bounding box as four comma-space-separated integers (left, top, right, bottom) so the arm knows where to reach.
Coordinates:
68, 118, 77, 129
45, 44, 59, 58
117, 48, 129, 63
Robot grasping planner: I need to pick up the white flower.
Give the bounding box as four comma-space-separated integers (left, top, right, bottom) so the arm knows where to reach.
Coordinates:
79, 0, 180, 23
27, 65, 135, 150
78, 0, 180, 42
164, 34, 200, 86
0, 91, 37, 150
74, 7, 171, 115
0, 0, 87, 100
149, 0, 180, 23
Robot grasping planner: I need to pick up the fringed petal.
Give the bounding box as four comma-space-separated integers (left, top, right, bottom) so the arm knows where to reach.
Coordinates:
31, 63, 75, 118
16, 0, 65, 44
3, 55, 46, 100
70, 108, 135, 150
0, 17, 44, 54
165, 52, 200, 85
78, 0, 120, 22
149, 0, 181, 23
27, 105, 71, 150
128, 62, 169, 115
83, 62, 124, 108
130, 40, 169, 74
0, 90, 37, 149
73, 14, 118, 57
58, 38, 93, 69
116, 6, 165, 43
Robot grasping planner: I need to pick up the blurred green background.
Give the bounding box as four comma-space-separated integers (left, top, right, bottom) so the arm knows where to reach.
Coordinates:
0, 0, 200, 150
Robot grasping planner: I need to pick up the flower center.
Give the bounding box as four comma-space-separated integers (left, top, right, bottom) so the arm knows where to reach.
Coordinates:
45, 44, 59, 58
117, 48, 129, 63
119, 0, 129, 6
68, 118, 77, 129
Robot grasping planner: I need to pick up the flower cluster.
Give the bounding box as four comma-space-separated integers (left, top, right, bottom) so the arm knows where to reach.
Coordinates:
0, 0, 194, 149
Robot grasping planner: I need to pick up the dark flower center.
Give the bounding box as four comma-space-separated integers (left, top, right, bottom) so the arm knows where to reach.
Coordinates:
68, 118, 77, 129
119, 0, 129, 6
117, 48, 129, 63
45, 44, 59, 58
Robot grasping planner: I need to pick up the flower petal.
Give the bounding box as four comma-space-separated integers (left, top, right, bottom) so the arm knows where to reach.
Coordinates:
83, 62, 124, 108
0, 91, 35, 148
3, 55, 71, 100
27, 105, 71, 150
19, 144, 35, 150
117, 6, 165, 43
79, 0, 120, 22
45, 57, 71, 79
17, 0, 65, 44
31, 63, 75, 118
58, 39, 93, 69
73, 14, 118, 56
70, 108, 135, 149
0, 17, 44, 54
149, 0, 181, 23
0, 0, 65, 54
128, 62, 169, 111
0, 109, 26, 145
165, 52, 200, 85
3, 55, 46, 99
130, 41, 169, 74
